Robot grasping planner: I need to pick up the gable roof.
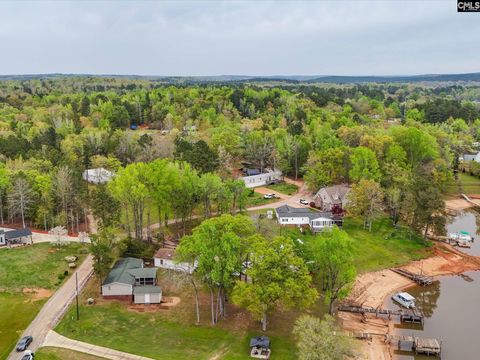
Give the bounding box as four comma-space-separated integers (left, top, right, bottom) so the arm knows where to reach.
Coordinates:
275, 205, 333, 221
315, 184, 350, 203
250, 336, 270, 348
133, 285, 162, 294
3, 228, 32, 240
103, 257, 151, 286
154, 248, 175, 260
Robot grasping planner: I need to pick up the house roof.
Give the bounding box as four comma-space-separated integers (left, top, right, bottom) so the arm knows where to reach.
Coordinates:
133, 285, 162, 294
250, 336, 270, 348
275, 205, 333, 221
102, 257, 148, 286
4, 228, 32, 240
315, 184, 350, 203
154, 248, 175, 260
245, 168, 261, 176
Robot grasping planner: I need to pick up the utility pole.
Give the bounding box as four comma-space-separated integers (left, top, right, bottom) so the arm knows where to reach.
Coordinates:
75, 272, 80, 320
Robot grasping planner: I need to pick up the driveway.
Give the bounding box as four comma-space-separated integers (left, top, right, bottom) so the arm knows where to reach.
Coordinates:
7, 255, 94, 360
248, 178, 313, 211
43, 331, 155, 360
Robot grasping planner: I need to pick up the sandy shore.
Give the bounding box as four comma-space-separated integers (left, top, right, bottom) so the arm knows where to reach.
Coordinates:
340, 243, 480, 359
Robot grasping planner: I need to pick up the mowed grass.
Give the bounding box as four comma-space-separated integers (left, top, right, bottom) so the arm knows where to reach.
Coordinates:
55, 274, 311, 360
57, 302, 249, 360
264, 182, 299, 195
0, 243, 88, 359
343, 217, 432, 273
0, 243, 88, 290
36, 347, 106, 360
283, 216, 432, 274
457, 172, 480, 195
244, 192, 278, 207
0, 293, 45, 360
444, 172, 480, 199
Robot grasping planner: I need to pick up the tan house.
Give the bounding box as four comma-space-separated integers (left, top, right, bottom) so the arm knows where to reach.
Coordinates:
313, 184, 351, 211
101, 257, 162, 304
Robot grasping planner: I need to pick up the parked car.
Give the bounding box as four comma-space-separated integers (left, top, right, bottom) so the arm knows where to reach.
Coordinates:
21, 350, 34, 360
263, 193, 277, 199
16, 336, 33, 351
299, 199, 309, 205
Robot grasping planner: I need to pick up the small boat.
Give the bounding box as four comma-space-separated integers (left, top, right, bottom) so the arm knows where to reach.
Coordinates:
392, 292, 416, 309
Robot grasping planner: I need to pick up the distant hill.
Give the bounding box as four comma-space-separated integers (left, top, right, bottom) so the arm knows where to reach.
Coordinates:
1, 72, 480, 83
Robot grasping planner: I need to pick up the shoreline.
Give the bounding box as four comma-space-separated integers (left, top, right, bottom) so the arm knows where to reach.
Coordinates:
339, 242, 480, 359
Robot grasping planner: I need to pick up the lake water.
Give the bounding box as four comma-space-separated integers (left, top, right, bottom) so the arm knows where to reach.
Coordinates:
446, 209, 480, 256
386, 209, 480, 360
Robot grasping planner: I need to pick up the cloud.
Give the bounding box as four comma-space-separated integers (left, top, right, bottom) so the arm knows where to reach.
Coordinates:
0, 0, 478, 75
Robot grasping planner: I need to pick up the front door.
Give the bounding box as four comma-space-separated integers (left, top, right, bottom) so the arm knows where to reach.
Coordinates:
145, 293, 151, 304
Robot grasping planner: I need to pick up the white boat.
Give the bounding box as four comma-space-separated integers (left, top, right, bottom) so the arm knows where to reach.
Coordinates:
392, 292, 416, 309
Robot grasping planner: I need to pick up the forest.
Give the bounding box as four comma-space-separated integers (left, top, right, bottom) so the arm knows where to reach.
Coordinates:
0, 77, 479, 239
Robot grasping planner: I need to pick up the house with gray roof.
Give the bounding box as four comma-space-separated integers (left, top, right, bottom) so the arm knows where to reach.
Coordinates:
274, 205, 339, 232
101, 257, 162, 304
313, 184, 351, 211
0, 227, 33, 246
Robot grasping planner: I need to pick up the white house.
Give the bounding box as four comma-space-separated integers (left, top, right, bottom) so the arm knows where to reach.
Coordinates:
82, 168, 114, 184
240, 169, 282, 188
461, 152, 480, 163
154, 248, 197, 274
274, 205, 338, 233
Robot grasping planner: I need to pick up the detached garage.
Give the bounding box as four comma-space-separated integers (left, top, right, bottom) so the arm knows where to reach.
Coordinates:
133, 285, 162, 304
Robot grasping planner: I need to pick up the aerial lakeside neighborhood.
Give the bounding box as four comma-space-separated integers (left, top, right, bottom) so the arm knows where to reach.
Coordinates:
2, 60, 480, 360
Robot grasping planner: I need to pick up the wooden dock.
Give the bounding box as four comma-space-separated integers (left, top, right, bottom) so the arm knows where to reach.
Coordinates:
350, 333, 442, 357
385, 334, 441, 357
338, 305, 424, 324
391, 268, 433, 286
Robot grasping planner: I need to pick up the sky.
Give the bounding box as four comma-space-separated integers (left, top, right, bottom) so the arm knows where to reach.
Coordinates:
0, 0, 478, 76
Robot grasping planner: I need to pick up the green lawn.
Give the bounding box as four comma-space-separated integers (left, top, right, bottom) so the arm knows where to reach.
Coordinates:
0, 293, 45, 360
457, 172, 480, 195
36, 347, 105, 360
0, 243, 89, 359
244, 192, 278, 208
282, 216, 432, 274
0, 243, 88, 290
264, 182, 298, 195
444, 172, 480, 199
56, 301, 298, 360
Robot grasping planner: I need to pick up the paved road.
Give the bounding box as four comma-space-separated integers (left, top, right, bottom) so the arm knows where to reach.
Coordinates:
43, 331, 155, 360
7, 255, 94, 360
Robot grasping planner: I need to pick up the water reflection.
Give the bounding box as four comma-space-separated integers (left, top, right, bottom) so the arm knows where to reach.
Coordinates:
446, 209, 480, 255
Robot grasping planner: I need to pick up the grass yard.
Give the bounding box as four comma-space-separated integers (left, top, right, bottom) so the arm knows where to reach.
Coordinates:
264, 182, 299, 195
36, 347, 106, 360
281, 216, 432, 274
444, 172, 480, 199
0, 293, 45, 360
0, 243, 89, 359
55, 274, 317, 360
457, 172, 480, 195
0, 242, 88, 290
244, 192, 278, 208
